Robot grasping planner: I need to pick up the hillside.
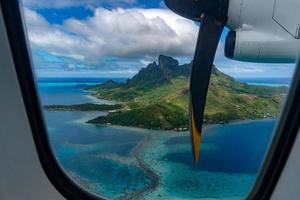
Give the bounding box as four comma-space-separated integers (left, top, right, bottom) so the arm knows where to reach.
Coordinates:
88, 55, 287, 130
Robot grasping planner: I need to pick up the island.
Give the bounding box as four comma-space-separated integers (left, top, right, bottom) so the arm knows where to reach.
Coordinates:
84, 55, 287, 130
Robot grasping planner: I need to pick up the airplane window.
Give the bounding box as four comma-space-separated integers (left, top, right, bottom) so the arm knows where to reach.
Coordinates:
20, 0, 296, 199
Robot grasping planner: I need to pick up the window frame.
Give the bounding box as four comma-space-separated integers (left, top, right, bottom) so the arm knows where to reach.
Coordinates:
0, 0, 105, 199
246, 56, 300, 199
1, 0, 299, 199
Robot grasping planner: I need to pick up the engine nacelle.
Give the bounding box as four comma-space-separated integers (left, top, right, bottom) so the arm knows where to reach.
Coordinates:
225, 30, 300, 63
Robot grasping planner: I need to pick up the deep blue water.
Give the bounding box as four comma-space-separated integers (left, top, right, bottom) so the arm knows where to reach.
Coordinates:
165, 120, 275, 174
38, 77, 126, 105
37, 77, 281, 200
38, 77, 127, 84
237, 77, 291, 87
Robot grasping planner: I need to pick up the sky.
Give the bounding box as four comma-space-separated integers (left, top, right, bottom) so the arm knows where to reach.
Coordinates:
21, 0, 295, 78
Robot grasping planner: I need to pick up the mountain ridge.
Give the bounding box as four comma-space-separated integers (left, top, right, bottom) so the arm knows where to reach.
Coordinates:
88, 55, 287, 130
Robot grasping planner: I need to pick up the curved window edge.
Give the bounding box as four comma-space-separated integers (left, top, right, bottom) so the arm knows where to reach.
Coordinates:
0, 0, 105, 199
246, 59, 300, 200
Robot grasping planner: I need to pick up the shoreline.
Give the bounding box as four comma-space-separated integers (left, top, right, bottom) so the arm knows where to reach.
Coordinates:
84, 93, 118, 105
45, 109, 276, 134
86, 117, 276, 133
43, 89, 278, 132
87, 92, 279, 131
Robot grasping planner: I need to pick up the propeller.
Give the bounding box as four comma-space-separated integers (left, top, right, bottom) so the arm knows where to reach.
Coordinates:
165, 0, 229, 162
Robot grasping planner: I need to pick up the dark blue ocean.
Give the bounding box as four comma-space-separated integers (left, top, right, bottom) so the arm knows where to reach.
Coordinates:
37, 77, 127, 105
237, 77, 291, 87
38, 77, 286, 200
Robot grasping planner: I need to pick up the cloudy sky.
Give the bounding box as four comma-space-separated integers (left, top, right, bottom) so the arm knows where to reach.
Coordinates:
21, 0, 295, 78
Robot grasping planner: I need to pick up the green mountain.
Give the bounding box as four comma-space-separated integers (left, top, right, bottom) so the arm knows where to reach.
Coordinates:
88, 55, 287, 130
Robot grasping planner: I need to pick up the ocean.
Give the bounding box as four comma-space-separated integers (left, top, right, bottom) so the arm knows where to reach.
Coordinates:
236, 77, 291, 87
38, 77, 285, 200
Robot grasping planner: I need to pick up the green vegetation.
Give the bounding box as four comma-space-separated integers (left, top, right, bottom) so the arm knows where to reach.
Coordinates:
87, 103, 189, 130
44, 103, 122, 111
88, 55, 288, 130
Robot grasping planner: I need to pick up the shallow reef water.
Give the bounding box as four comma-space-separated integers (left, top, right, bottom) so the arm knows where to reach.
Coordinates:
41, 80, 277, 200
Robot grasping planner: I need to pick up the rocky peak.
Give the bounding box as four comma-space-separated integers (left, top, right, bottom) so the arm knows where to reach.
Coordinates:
158, 55, 179, 69
128, 55, 190, 86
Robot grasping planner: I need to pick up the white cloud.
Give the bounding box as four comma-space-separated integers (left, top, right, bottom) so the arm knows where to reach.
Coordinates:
23, 7, 198, 67
219, 64, 263, 75
217, 61, 295, 78
24, 8, 95, 62
22, 0, 137, 9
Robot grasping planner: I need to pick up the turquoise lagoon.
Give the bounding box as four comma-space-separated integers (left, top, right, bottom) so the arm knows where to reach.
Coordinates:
39, 77, 279, 200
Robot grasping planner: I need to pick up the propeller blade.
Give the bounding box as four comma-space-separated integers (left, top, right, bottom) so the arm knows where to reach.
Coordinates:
164, 0, 204, 21
190, 14, 225, 162
164, 0, 229, 162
